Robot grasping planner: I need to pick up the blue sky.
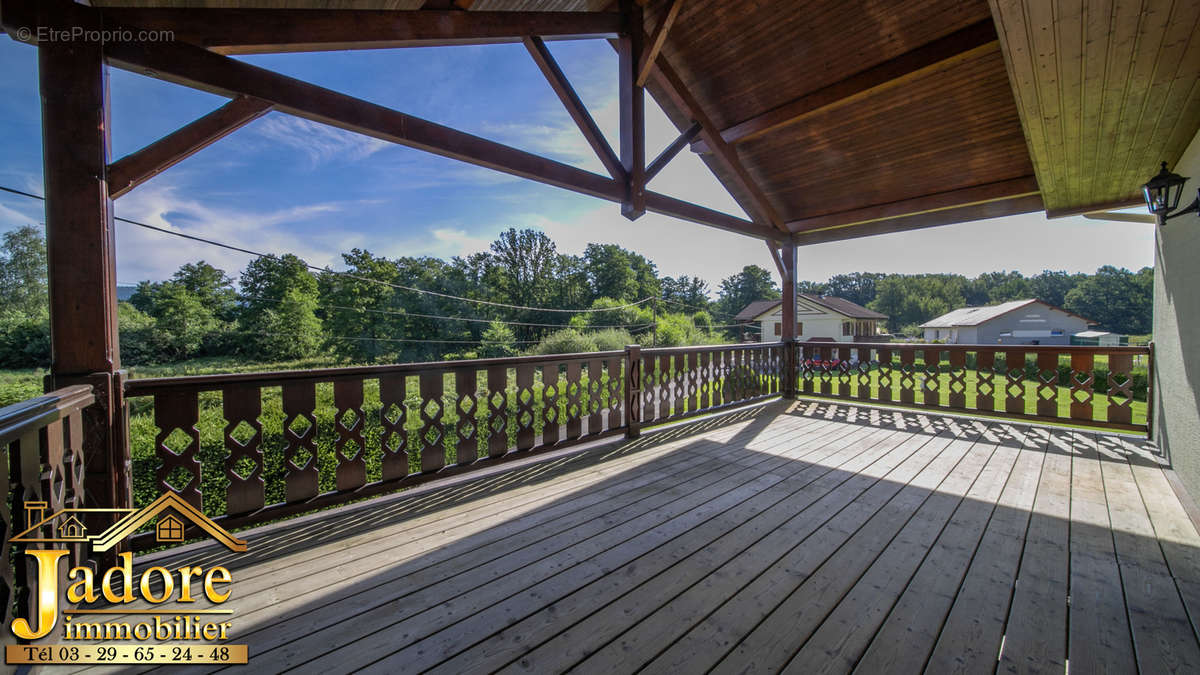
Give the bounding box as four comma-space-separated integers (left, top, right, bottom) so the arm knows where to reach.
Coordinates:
0, 37, 1155, 293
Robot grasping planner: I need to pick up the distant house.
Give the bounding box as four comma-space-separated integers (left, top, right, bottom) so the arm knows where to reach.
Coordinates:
735, 296, 888, 343
1071, 330, 1127, 347
920, 299, 1097, 345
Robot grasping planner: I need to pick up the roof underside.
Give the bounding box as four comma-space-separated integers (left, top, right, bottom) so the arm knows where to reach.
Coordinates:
81, 1, 1200, 243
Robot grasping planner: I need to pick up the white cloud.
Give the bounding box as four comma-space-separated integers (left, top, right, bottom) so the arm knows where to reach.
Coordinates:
252, 114, 390, 168
113, 181, 355, 283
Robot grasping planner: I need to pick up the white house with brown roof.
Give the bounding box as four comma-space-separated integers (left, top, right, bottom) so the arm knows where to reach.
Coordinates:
920, 299, 1097, 345
735, 296, 889, 342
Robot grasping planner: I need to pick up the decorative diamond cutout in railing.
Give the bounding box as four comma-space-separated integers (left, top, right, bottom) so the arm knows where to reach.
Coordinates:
459, 421, 476, 440
489, 391, 506, 410
1072, 388, 1091, 404
545, 406, 559, 424
950, 380, 966, 394
423, 427, 441, 447
382, 431, 402, 453
287, 414, 313, 437
289, 445, 314, 469
230, 420, 257, 446
519, 411, 533, 428
162, 428, 193, 455
490, 416, 506, 434
340, 439, 362, 460
231, 455, 258, 481
339, 409, 360, 430
383, 402, 404, 425
519, 388, 533, 406
423, 399, 442, 420
163, 465, 196, 493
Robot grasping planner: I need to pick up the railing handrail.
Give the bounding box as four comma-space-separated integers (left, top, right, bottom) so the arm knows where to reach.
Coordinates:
0, 384, 94, 445
796, 341, 1150, 354
124, 349, 629, 396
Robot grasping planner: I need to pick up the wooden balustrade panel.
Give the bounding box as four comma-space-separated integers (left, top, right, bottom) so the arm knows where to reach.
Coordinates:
658, 354, 674, 417
687, 352, 700, 412
486, 366, 509, 458
626, 353, 642, 430
154, 390, 202, 510
876, 348, 893, 402
333, 379, 366, 490
418, 371, 447, 471
542, 364, 560, 446
976, 349, 996, 411
378, 374, 409, 481
605, 358, 623, 430
454, 369, 479, 465
222, 384, 264, 515
641, 355, 658, 424
922, 348, 941, 407
856, 347, 873, 401
1069, 352, 1095, 421
515, 364, 536, 451
899, 349, 916, 405
1036, 351, 1060, 418
566, 360, 584, 439
1004, 350, 1026, 414
588, 358, 604, 434
835, 346, 853, 398
1107, 352, 1134, 424
282, 381, 319, 502
947, 349, 967, 409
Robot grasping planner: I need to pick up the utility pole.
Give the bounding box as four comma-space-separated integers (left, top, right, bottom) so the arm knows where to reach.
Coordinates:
652, 300, 658, 347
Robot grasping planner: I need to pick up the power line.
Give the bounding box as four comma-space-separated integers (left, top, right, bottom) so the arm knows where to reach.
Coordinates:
0, 185, 653, 315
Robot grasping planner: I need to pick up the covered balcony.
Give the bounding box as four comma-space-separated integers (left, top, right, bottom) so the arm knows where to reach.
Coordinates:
2, 0, 1200, 673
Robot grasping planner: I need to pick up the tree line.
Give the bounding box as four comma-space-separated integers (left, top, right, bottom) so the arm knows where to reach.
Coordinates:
0, 222, 1153, 369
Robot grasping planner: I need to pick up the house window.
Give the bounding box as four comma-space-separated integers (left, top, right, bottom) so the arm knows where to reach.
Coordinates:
773, 322, 781, 336
797, 322, 803, 336
1051, 328, 1064, 336
157, 515, 185, 542
842, 322, 852, 336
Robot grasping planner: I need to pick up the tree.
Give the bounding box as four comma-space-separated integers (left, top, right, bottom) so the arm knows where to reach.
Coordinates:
479, 321, 517, 358
491, 228, 558, 308
253, 287, 323, 360
1028, 270, 1085, 308
1064, 265, 1152, 333
715, 265, 779, 319
319, 249, 404, 361
0, 224, 48, 319
239, 254, 321, 359
823, 272, 884, 307
171, 261, 238, 321
661, 275, 711, 310
151, 282, 218, 360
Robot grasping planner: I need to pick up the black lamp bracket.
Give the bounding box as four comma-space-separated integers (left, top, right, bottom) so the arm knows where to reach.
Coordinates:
1164, 189, 1200, 222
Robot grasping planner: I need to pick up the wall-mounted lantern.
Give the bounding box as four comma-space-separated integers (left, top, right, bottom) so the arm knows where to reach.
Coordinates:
1143, 162, 1198, 224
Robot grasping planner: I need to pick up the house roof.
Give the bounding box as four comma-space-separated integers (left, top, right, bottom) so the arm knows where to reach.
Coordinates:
737, 295, 887, 322
920, 299, 1096, 328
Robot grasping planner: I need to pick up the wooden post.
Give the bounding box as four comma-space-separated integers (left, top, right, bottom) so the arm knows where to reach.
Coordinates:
780, 242, 798, 397
618, 0, 645, 220
39, 33, 132, 533
625, 345, 642, 439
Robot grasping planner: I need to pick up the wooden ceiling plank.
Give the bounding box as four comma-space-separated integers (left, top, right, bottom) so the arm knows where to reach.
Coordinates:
792, 194, 1046, 246
642, 46, 787, 233
786, 176, 1041, 233
645, 121, 701, 182
1090, 0, 1141, 205
108, 95, 274, 199
523, 36, 626, 180
636, 0, 684, 88
1053, 0, 1085, 207
1120, 0, 1200, 197
618, 0, 646, 219
90, 7, 622, 54
692, 19, 1000, 153
1044, 197, 1144, 218
989, 0, 1060, 204
1079, 0, 1115, 207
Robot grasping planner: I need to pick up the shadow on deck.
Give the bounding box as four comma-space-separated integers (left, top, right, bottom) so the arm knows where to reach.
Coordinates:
81, 400, 1200, 674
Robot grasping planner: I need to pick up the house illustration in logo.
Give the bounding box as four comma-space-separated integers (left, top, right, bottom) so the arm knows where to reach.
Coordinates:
10, 492, 247, 553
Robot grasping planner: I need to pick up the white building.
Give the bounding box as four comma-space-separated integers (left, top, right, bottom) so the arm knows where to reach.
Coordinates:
920, 299, 1097, 345
735, 296, 888, 342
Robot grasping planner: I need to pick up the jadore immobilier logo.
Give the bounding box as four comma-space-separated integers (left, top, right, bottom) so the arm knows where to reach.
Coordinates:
6, 491, 250, 666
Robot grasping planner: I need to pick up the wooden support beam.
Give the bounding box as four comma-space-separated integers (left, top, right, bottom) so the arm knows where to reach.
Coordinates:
108, 96, 273, 199
618, 0, 646, 220
785, 176, 1040, 233
692, 19, 999, 152
792, 193, 1045, 246
523, 36, 625, 181
765, 241, 786, 279
780, 241, 797, 344
637, 0, 683, 87
37, 28, 132, 535
92, 8, 622, 54
646, 121, 701, 182
643, 45, 787, 233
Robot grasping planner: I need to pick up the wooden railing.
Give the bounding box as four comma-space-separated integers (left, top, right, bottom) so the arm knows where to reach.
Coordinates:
793, 342, 1152, 433
112, 340, 1150, 546
1, 385, 94, 644
120, 343, 785, 544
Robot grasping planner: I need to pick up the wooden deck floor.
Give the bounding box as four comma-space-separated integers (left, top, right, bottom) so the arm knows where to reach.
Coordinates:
76, 400, 1200, 674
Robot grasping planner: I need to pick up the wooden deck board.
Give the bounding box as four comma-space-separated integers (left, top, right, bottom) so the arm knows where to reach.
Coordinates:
100, 400, 1200, 675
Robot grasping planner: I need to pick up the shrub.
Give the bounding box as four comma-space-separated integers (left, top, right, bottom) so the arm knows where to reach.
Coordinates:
591, 328, 634, 352
533, 329, 598, 355
0, 317, 50, 369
